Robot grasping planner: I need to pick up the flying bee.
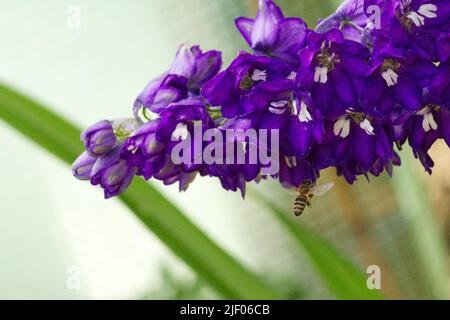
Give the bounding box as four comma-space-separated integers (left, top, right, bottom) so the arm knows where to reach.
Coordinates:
292, 180, 334, 217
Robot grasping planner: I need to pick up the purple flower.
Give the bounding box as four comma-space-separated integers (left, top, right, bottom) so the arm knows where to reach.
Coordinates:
297, 29, 370, 117
312, 108, 399, 183
134, 45, 222, 116
201, 51, 292, 118
91, 144, 136, 198
235, 0, 307, 67
81, 120, 116, 157
72, 151, 96, 180
248, 79, 324, 159
362, 41, 437, 115
397, 71, 450, 173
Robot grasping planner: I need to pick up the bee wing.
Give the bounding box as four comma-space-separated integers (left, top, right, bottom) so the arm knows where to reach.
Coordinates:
310, 183, 334, 196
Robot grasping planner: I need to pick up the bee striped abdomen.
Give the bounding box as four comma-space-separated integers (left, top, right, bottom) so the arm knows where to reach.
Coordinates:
293, 195, 307, 216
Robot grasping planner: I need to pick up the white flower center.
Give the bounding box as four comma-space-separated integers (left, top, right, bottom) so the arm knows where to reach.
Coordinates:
417, 107, 438, 132
298, 100, 313, 122
381, 69, 399, 87
314, 66, 328, 84
333, 112, 375, 138
333, 116, 351, 138
359, 119, 375, 136
251, 69, 267, 82
172, 123, 189, 140
407, 3, 437, 27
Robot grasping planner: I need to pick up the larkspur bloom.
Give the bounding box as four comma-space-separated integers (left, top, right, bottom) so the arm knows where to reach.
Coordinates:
134, 45, 222, 116
201, 51, 292, 118
235, 0, 307, 67
315, 115, 399, 183
395, 71, 450, 173
362, 40, 437, 115
297, 29, 370, 117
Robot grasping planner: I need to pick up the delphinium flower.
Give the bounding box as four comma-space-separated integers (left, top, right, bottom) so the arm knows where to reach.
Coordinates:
296, 29, 370, 117
133, 44, 222, 116
394, 71, 450, 173
235, 0, 307, 67
362, 39, 437, 115
312, 112, 400, 183
201, 51, 293, 118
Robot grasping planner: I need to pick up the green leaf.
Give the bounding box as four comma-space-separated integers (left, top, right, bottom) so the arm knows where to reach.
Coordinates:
0, 82, 281, 300
256, 194, 384, 300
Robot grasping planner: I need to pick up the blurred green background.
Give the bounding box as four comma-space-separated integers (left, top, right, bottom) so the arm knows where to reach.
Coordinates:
0, 0, 448, 299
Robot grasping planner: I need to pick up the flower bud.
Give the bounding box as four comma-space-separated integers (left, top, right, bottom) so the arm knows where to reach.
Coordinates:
72, 151, 96, 180
81, 120, 117, 157
90, 145, 135, 198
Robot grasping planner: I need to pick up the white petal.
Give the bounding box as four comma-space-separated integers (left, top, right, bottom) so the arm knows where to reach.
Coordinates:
422, 112, 438, 132
320, 66, 328, 83
298, 101, 313, 122
314, 66, 322, 83
269, 100, 288, 114
360, 119, 375, 136
408, 12, 425, 26
251, 69, 267, 82
172, 123, 189, 140
418, 4, 437, 18
333, 117, 351, 138
268, 106, 287, 114
381, 69, 398, 87
270, 100, 289, 108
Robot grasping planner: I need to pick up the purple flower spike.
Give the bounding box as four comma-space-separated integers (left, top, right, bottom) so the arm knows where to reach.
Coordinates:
235, 0, 307, 67
72, 151, 96, 180
81, 120, 117, 157
91, 145, 136, 199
